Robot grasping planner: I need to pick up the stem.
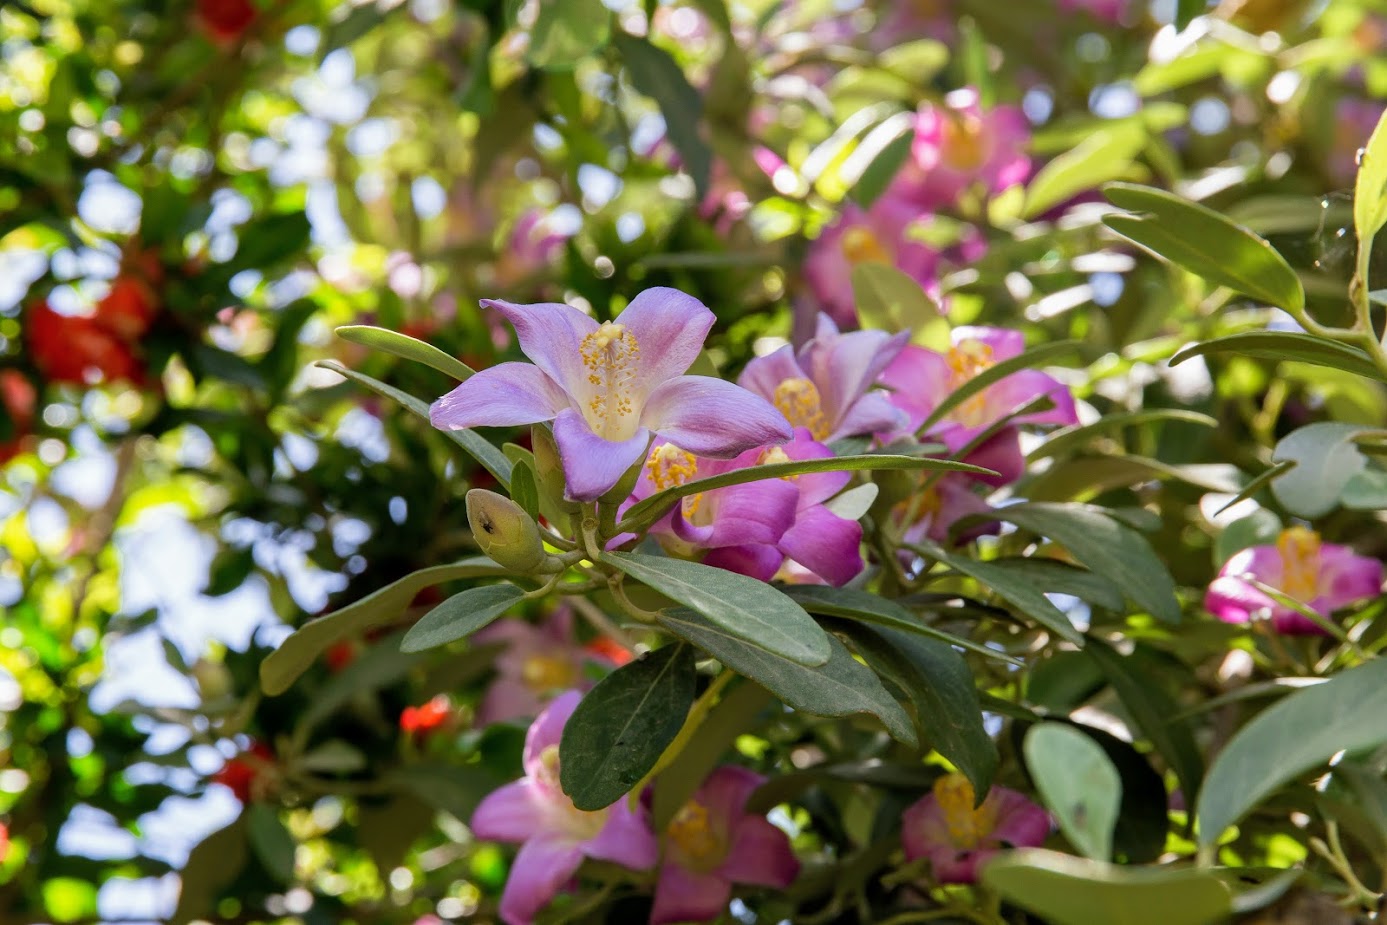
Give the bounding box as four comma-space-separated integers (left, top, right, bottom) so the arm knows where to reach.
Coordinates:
569, 595, 637, 654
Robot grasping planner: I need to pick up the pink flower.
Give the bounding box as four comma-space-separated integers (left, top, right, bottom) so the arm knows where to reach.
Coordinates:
892, 88, 1031, 210
471, 691, 658, 925
472, 607, 623, 725
1329, 99, 1387, 189
1057, 0, 1128, 22
1205, 527, 1383, 635
652, 766, 799, 925
891, 473, 997, 548
902, 773, 1051, 884
494, 210, 571, 285
871, 0, 956, 48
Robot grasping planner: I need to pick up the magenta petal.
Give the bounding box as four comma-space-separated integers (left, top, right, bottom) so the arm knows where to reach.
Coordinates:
933, 847, 994, 884
964, 429, 1025, 487
618, 287, 715, 389
901, 795, 950, 863
695, 480, 800, 549
697, 766, 763, 822
552, 408, 650, 501
498, 836, 585, 925
642, 376, 792, 457
955, 325, 1024, 361
483, 299, 599, 398
987, 369, 1079, 427
702, 543, 785, 581
584, 800, 659, 871
650, 863, 734, 925
1318, 544, 1383, 610
722, 816, 799, 888
523, 690, 582, 771
880, 345, 950, 431
430, 363, 569, 429
471, 780, 549, 843
991, 789, 1052, 849
1204, 577, 1277, 628
779, 506, 863, 587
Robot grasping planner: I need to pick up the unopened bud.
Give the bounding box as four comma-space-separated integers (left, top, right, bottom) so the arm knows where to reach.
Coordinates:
467, 488, 559, 573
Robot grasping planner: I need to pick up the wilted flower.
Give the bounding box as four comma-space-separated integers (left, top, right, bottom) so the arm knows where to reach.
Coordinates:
902, 773, 1050, 884
1205, 527, 1383, 635
400, 695, 457, 739
739, 315, 908, 443
652, 766, 799, 925
892, 88, 1031, 210
430, 288, 792, 500
471, 691, 658, 925
213, 741, 277, 804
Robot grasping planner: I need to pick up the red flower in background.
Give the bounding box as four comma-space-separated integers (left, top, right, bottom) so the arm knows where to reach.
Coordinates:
198, 0, 257, 42
400, 695, 456, 739
26, 301, 146, 387
94, 277, 158, 341
213, 740, 276, 803
585, 636, 634, 667
0, 821, 9, 859
0, 371, 37, 463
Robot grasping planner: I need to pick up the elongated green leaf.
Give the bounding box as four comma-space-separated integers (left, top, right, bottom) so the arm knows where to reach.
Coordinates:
247, 804, 296, 883
601, 552, 830, 666
560, 644, 697, 810
1024, 455, 1242, 501
916, 540, 1084, 645
990, 503, 1181, 624
1210, 459, 1296, 517
508, 457, 540, 523
1170, 331, 1384, 382
655, 607, 917, 747
400, 583, 526, 653
528, 0, 609, 69
1103, 182, 1304, 313
1355, 107, 1387, 247
652, 680, 772, 827
1024, 123, 1145, 218
1030, 410, 1218, 462
1197, 657, 1387, 847
985, 558, 1125, 612
850, 263, 950, 350
1025, 723, 1121, 861
784, 584, 1024, 666
983, 849, 1232, 925
1270, 422, 1369, 518
615, 33, 711, 197
315, 360, 513, 486
618, 453, 995, 535
919, 341, 1080, 435
260, 557, 507, 695
335, 325, 475, 381
843, 622, 997, 795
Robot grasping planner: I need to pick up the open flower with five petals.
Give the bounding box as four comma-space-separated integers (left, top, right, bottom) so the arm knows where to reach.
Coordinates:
902, 773, 1050, 884
430, 288, 792, 501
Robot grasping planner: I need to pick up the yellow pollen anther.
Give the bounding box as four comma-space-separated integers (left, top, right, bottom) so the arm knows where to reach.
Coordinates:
773, 377, 830, 441
1277, 526, 1322, 603
941, 113, 989, 171
946, 339, 996, 428
934, 773, 997, 850
521, 654, 577, 693
647, 444, 705, 517
537, 744, 563, 789
841, 226, 892, 267
667, 800, 723, 866
580, 321, 641, 439
757, 445, 800, 482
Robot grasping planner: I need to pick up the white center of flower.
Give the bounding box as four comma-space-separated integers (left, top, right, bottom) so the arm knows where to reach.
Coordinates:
580, 321, 641, 440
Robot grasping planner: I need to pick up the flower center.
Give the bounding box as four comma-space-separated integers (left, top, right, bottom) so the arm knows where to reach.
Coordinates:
521, 653, 577, 693
1277, 526, 1322, 603
537, 744, 607, 837
647, 443, 707, 518
580, 321, 641, 440
934, 773, 997, 850
940, 113, 989, 172
772, 377, 830, 441
946, 338, 996, 428
840, 226, 892, 267
667, 799, 725, 869
892, 479, 941, 527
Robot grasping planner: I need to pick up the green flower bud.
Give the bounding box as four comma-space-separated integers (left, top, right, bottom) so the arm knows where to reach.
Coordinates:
467, 488, 559, 573
531, 425, 580, 514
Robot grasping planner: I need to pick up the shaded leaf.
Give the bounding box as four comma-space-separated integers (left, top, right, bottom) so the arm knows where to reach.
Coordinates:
400, 583, 526, 653
1171, 332, 1384, 382
615, 33, 711, 197
1025, 723, 1122, 861
1270, 422, 1369, 518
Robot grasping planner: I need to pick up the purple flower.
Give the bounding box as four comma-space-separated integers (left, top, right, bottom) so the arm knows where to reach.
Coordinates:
739, 314, 908, 443
471, 691, 658, 925
1329, 99, 1387, 188
1205, 527, 1383, 636
471, 607, 620, 726
1056, 0, 1128, 22
892, 88, 1031, 210
902, 773, 1051, 884
430, 288, 792, 501
494, 209, 571, 285
891, 474, 997, 547
652, 766, 799, 925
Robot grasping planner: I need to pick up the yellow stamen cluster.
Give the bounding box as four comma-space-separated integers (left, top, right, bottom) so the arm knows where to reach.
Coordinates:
521, 653, 577, 693
840, 226, 891, 266
580, 322, 640, 438
537, 744, 608, 836
934, 773, 998, 850
946, 338, 996, 427
647, 443, 705, 517
667, 799, 723, 867
940, 113, 988, 171
773, 377, 830, 441
1277, 526, 1322, 603
757, 445, 800, 482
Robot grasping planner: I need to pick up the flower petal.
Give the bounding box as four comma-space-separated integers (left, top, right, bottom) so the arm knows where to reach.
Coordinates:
805, 327, 909, 428
584, 799, 659, 871
471, 780, 549, 843
498, 836, 585, 925
475, 678, 544, 727
1204, 577, 1279, 628
990, 788, 1052, 849
696, 766, 764, 823
984, 369, 1079, 428
954, 325, 1024, 360
778, 505, 864, 587
933, 847, 994, 884
701, 543, 785, 581
522, 690, 582, 771
722, 816, 799, 888
430, 363, 569, 430
880, 345, 950, 432
617, 287, 715, 393
901, 793, 950, 862
483, 299, 598, 398
552, 408, 651, 501
650, 863, 734, 925
831, 390, 908, 442
737, 345, 806, 405
676, 479, 799, 549
642, 376, 792, 457
1318, 544, 1384, 610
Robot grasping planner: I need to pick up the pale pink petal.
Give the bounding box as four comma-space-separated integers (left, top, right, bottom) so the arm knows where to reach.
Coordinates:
1318, 544, 1383, 611
498, 836, 585, 925
650, 863, 734, 925
523, 690, 582, 770
737, 345, 806, 404
806, 328, 909, 427
642, 376, 792, 457
471, 780, 549, 843
697, 766, 764, 824
476, 678, 543, 727
430, 363, 569, 429
618, 287, 715, 394
954, 326, 1024, 361
831, 390, 908, 441
483, 299, 599, 399
552, 408, 650, 501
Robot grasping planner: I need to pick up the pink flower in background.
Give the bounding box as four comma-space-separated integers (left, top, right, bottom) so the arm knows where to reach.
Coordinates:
472, 607, 622, 725
891, 474, 996, 548
1205, 527, 1383, 635
739, 314, 908, 443
892, 88, 1031, 210
1057, 0, 1128, 22
652, 766, 799, 925
430, 288, 792, 500
494, 210, 571, 285
471, 691, 658, 925
871, 0, 956, 47
902, 773, 1050, 884
1329, 99, 1387, 188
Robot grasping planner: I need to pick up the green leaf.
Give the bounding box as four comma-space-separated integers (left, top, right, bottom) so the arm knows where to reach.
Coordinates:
228, 211, 311, 273
614, 32, 712, 197
1022, 455, 1242, 502
400, 583, 526, 653
1024, 123, 1146, 219
601, 552, 830, 666
617, 453, 994, 535
655, 607, 917, 747
357, 795, 434, 875
843, 622, 998, 796
259, 557, 506, 695
1170, 331, 1384, 382
985, 558, 1125, 612
1029, 409, 1218, 462
983, 849, 1232, 925
1208, 459, 1296, 518
1102, 182, 1304, 313
1025, 723, 1122, 861
1197, 657, 1387, 847
385, 763, 501, 822
1270, 422, 1369, 518
1355, 106, 1387, 247
509, 457, 540, 522
850, 263, 951, 351
988, 503, 1182, 624
172, 817, 249, 924
919, 341, 1080, 435
560, 644, 697, 810
315, 360, 513, 487
915, 540, 1084, 645
1342, 467, 1387, 510
528, 0, 610, 69
247, 804, 296, 883
1214, 510, 1282, 568
1069, 722, 1170, 864
335, 325, 476, 381
850, 124, 915, 210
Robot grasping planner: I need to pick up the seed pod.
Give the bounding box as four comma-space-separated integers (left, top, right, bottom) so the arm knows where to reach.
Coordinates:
467, 488, 559, 573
